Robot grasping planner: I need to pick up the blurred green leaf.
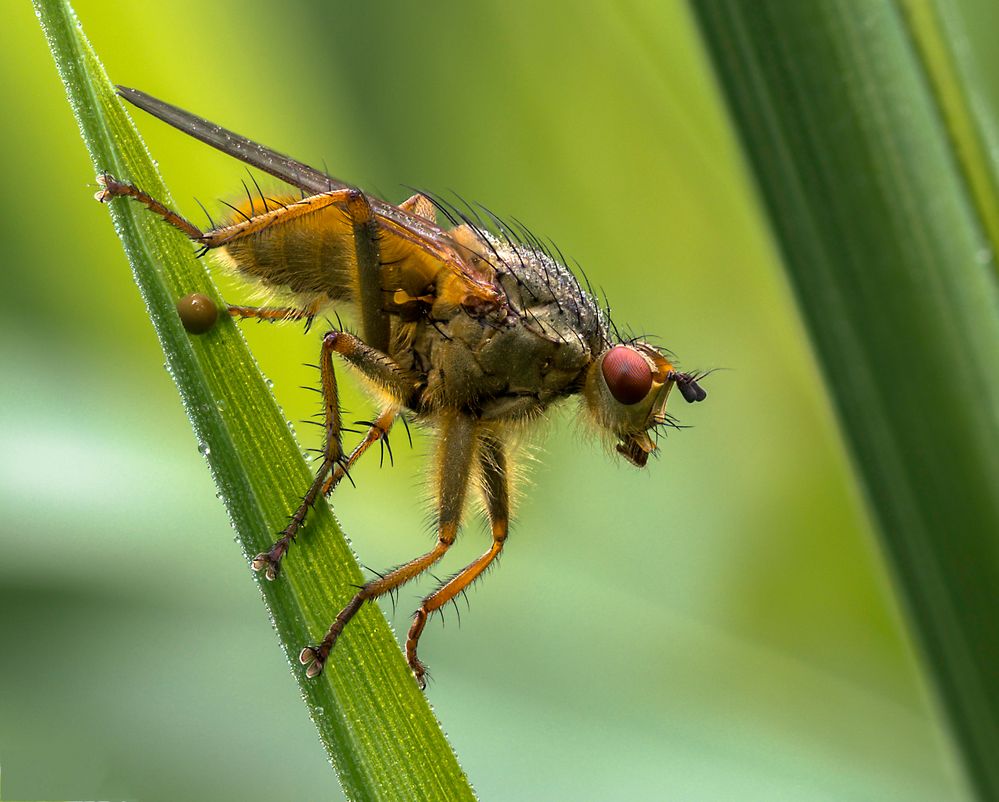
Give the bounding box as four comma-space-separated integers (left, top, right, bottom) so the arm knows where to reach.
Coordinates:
691, 1, 999, 798
32, 1, 475, 799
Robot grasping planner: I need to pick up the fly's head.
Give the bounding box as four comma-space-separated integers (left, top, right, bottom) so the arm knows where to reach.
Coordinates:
583, 342, 707, 467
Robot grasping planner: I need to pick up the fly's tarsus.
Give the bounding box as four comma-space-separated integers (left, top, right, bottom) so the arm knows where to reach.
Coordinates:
96, 173, 205, 240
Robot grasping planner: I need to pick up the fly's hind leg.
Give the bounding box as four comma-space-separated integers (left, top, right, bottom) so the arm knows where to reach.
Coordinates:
252, 330, 415, 580
299, 413, 478, 679
96, 174, 205, 239
97, 174, 389, 349
406, 432, 509, 688
95, 176, 321, 325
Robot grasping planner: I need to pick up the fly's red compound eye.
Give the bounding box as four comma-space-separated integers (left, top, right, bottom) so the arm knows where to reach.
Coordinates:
601, 345, 652, 405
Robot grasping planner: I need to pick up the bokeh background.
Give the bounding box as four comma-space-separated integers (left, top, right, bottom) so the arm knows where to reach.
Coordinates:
3, 1, 995, 800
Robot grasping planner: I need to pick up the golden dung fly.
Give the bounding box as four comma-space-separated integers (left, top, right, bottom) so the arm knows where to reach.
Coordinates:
98, 87, 708, 688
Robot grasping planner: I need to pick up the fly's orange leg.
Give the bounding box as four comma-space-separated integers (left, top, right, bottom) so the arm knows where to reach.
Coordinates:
343, 189, 391, 353
251, 331, 412, 580
226, 303, 321, 325
94, 177, 319, 325
407, 433, 508, 688
251, 329, 347, 580
95, 174, 204, 239
319, 407, 397, 497
252, 409, 396, 578
299, 414, 478, 679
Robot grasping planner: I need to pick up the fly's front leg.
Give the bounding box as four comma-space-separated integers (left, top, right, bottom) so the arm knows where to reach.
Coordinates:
407, 432, 509, 688
251, 331, 412, 580
299, 413, 478, 679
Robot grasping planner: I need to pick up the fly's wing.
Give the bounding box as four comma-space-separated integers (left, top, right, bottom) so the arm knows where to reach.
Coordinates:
117, 86, 347, 195
117, 87, 501, 311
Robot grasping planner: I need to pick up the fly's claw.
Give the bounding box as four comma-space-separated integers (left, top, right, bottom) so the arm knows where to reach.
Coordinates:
409, 659, 429, 690
299, 645, 328, 678
94, 173, 132, 203
250, 552, 279, 581
94, 173, 113, 203
251, 541, 289, 581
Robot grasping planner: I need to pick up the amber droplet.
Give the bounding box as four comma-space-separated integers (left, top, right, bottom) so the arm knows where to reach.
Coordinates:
177, 292, 218, 334
601, 346, 652, 405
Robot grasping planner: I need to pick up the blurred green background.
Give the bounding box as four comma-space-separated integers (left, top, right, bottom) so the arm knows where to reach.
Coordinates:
4, 1, 995, 799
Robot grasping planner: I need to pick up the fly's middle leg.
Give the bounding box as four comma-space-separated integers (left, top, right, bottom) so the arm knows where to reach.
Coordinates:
250, 329, 349, 580
227, 303, 322, 328
319, 407, 397, 497
299, 413, 478, 680
252, 331, 412, 579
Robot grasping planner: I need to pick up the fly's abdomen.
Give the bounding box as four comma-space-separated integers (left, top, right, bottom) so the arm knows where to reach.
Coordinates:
206, 194, 360, 304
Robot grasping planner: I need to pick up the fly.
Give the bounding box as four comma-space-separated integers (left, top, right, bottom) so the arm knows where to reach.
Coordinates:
97, 86, 708, 688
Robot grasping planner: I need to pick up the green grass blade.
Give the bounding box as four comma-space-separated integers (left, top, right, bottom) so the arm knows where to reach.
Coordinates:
901, 0, 999, 271
33, 1, 476, 799
690, 1, 999, 798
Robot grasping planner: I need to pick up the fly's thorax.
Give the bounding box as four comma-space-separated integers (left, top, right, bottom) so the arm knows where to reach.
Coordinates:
401, 225, 615, 418
405, 300, 595, 420
584, 342, 677, 467
449, 225, 608, 348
